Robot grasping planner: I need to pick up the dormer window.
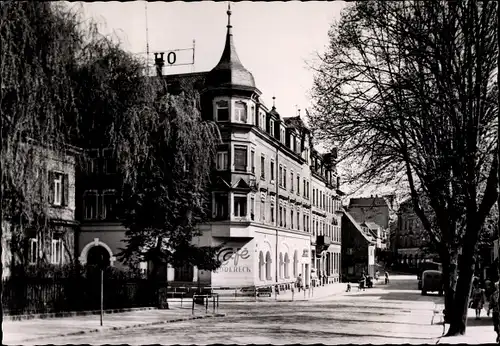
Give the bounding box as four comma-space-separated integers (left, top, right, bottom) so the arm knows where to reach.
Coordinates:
250, 105, 255, 125
235, 102, 247, 123
216, 100, 229, 121
280, 128, 285, 143
270, 121, 275, 137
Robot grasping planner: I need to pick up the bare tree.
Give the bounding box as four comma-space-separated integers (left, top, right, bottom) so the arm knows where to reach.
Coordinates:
309, 0, 498, 336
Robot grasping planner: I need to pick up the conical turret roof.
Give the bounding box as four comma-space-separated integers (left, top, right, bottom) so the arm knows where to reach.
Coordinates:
206, 4, 256, 90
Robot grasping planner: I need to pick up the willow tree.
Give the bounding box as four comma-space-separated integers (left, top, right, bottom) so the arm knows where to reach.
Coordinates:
111, 77, 223, 279
0, 2, 85, 268
309, 0, 498, 335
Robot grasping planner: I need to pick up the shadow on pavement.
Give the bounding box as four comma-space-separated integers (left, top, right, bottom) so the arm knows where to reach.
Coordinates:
466, 315, 495, 327
353, 291, 443, 303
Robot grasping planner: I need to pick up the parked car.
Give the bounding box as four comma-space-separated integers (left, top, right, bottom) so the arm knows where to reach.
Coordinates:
421, 269, 443, 296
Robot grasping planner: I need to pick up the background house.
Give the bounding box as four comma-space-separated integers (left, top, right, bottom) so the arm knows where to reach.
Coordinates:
341, 211, 376, 282
2, 145, 80, 278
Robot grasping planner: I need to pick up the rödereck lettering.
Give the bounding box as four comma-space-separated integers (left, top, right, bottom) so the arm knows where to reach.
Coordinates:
214, 266, 251, 273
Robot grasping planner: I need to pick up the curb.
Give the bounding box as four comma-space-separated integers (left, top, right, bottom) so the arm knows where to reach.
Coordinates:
11, 313, 226, 343
5, 306, 158, 321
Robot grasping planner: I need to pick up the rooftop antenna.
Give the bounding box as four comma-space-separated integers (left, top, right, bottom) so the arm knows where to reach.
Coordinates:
144, 1, 150, 77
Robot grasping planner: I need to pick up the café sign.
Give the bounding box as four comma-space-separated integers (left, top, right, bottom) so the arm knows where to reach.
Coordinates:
213, 247, 252, 274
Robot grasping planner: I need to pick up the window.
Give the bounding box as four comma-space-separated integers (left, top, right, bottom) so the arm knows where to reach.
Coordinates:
297, 211, 300, 230
265, 252, 272, 280
260, 155, 265, 180
307, 182, 310, 199
280, 128, 285, 143
260, 112, 266, 130
270, 161, 275, 181
51, 238, 64, 264
270, 203, 275, 223
297, 175, 300, 195
53, 174, 62, 206
87, 149, 99, 175
303, 179, 306, 198
270, 121, 275, 137
102, 191, 117, 220
290, 172, 294, 192
279, 253, 283, 278
260, 199, 266, 222
279, 206, 283, 227
284, 253, 290, 279
216, 100, 229, 121
234, 195, 247, 217
303, 215, 306, 232
293, 251, 298, 278
29, 238, 37, 264
283, 168, 287, 189
214, 193, 228, 219
235, 102, 247, 123
83, 191, 98, 220
103, 148, 116, 174
250, 196, 255, 221
251, 105, 255, 125
234, 146, 247, 172
216, 151, 228, 170
278, 165, 283, 186
251, 150, 255, 174
259, 251, 265, 280
291, 210, 294, 229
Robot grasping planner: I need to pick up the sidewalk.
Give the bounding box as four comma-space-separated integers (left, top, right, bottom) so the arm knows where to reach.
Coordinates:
3, 306, 225, 345
437, 308, 498, 344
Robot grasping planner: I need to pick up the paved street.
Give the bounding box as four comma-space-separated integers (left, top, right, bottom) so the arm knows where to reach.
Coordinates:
5, 275, 449, 345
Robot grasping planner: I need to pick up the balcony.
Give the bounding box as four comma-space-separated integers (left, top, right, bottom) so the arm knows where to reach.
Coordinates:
211, 223, 255, 238
315, 235, 332, 254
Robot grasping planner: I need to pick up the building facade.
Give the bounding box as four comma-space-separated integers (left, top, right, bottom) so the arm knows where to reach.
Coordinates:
74, 7, 344, 289
2, 145, 80, 278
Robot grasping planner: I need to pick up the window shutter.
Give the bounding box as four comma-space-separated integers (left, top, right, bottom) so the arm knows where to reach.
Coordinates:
48, 171, 55, 204
63, 174, 69, 206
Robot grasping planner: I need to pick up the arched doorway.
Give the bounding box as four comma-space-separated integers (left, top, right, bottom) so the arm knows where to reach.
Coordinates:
87, 245, 111, 268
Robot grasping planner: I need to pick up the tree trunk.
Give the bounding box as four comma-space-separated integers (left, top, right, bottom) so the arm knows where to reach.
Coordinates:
446, 242, 476, 336
442, 252, 458, 323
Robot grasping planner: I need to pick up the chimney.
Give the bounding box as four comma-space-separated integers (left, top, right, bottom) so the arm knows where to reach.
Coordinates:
154, 52, 165, 77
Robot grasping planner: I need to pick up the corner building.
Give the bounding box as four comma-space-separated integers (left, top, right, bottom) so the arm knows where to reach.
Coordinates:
165, 8, 343, 289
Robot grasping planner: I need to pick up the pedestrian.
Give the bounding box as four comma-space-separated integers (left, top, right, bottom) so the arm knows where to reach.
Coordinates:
488, 281, 500, 343
470, 281, 486, 320
361, 272, 367, 291
346, 282, 351, 292
375, 270, 380, 281
296, 274, 303, 292
384, 271, 389, 285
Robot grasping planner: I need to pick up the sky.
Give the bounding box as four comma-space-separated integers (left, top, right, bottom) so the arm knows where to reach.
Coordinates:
70, 1, 347, 121
69, 1, 401, 201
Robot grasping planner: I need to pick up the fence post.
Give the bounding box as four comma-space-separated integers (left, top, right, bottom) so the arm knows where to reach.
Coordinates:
192, 295, 195, 315
217, 294, 219, 312
205, 295, 208, 313
292, 286, 294, 301
100, 269, 104, 327
254, 286, 257, 302
275, 285, 278, 301
212, 295, 215, 314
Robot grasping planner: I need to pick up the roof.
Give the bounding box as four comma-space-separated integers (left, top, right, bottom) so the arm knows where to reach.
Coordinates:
363, 221, 380, 230
344, 211, 376, 244
349, 197, 389, 208
205, 10, 256, 90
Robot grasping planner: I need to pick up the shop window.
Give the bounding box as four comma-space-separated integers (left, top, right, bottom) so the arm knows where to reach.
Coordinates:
284, 253, 290, 279
265, 252, 272, 280
279, 253, 283, 279
293, 250, 298, 278
259, 251, 265, 280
